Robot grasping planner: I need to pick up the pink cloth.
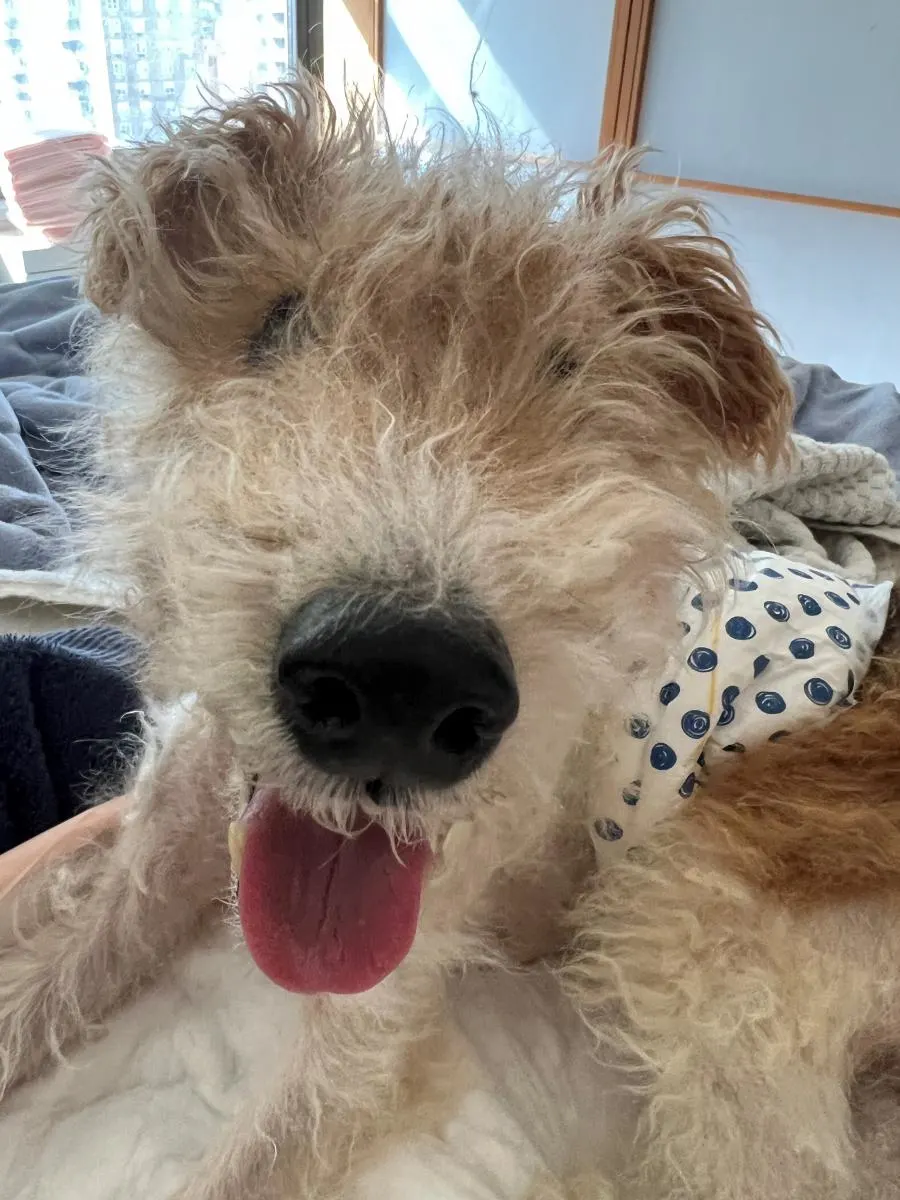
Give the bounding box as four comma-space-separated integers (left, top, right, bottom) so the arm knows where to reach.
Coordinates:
4, 133, 110, 242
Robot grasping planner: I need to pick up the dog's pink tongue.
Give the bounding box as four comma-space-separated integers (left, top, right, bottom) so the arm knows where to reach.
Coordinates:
237, 787, 431, 994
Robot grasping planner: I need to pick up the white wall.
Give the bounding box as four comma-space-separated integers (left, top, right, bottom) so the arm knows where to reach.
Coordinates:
638, 0, 900, 385
708, 193, 900, 386
640, 0, 900, 207
383, 0, 615, 159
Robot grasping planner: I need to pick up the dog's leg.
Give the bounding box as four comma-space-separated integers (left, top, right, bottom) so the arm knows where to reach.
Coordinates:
0, 706, 232, 1097
563, 836, 867, 1200
172, 970, 465, 1200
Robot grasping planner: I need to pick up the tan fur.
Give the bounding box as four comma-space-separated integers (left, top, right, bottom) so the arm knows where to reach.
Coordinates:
20, 74, 900, 1200
683, 649, 900, 908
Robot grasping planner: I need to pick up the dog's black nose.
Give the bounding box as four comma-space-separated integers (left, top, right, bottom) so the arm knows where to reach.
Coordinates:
274, 589, 519, 792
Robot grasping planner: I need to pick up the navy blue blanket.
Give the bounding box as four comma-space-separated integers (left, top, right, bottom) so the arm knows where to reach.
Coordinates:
0, 625, 143, 854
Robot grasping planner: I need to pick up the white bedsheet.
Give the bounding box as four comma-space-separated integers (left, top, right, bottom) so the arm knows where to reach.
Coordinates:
0, 928, 627, 1200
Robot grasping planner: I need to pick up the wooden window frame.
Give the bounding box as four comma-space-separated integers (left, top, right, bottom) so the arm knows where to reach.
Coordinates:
292, 0, 325, 74
599, 0, 900, 219
293, 0, 384, 76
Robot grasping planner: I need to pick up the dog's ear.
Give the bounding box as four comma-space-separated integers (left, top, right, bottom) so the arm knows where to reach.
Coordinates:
82, 80, 344, 361
584, 164, 792, 468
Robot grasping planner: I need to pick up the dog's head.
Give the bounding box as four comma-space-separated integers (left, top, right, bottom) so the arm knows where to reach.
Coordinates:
81, 78, 790, 992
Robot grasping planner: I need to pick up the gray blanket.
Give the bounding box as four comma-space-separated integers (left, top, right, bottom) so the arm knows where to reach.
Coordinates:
0, 277, 94, 572
784, 357, 900, 475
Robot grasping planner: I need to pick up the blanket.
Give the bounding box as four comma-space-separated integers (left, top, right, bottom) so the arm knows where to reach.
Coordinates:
0, 625, 143, 854
0, 277, 110, 605
786, 357, 900, 478
0, 928, 620, 1200
0, 279, 93, 569
730, 433, 900, 583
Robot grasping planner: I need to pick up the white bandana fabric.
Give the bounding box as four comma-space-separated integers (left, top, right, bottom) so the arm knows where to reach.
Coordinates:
592, 550, 893, 861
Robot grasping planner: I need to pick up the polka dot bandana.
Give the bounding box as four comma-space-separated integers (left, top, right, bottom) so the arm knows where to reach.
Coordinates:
591, 550, 892, 860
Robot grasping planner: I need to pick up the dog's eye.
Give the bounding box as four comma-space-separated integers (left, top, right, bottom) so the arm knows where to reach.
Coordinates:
247, 292, 314, 364
545, 343, 580, 380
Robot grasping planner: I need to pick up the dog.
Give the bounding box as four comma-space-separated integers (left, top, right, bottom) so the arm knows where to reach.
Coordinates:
4, 75, 900, 1199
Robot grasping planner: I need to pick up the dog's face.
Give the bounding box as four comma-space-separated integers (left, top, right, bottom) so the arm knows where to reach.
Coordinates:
82, 80, 790, 992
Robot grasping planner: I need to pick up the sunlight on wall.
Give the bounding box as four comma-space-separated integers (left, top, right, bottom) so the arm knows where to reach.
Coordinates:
384, 0, 548, 149
323, 0, 378, 123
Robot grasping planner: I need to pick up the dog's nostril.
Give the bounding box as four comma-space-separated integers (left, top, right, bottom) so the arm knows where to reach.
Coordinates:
431, 705, 490, 759
286, 672, 361, 736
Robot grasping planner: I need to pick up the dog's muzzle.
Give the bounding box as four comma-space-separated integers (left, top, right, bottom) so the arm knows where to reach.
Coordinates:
274, 587, 519, 795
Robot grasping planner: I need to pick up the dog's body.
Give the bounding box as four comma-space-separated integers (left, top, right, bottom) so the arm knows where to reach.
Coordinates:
2, 78, 900, 1198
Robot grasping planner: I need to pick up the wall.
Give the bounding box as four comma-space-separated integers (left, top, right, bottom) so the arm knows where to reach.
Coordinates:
708, 194, 900, 386
383, 0, 615, 160
638, 0, 900, 384
381, 0, 898, 386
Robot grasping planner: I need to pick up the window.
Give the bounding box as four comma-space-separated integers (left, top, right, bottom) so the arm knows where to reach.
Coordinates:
5, 0, 292, 147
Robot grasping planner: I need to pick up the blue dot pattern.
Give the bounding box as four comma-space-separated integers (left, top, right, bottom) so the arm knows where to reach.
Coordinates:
687, 647, 717, 672
717, 685, 740, 727
825, 591, 850, 610
629, 715, 650, 739
789, 637, 815, 660
804, 677, 834, 705
681, 710, 710, 739
594, 818, 623, 842
622, 782, 641, 806
659, 682, 680, 706
592, 551, 892, 863
650, 742, 677, 770
725, 616, 756, 640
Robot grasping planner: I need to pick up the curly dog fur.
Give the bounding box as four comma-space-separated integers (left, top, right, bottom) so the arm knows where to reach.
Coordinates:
4, 75, 900, 1198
